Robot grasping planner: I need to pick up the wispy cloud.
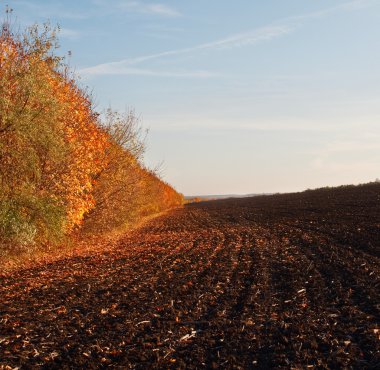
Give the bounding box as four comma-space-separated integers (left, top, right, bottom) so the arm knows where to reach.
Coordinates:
80, 24, 292, 76
142, 115, 350, 133
312, 131, 380, 173
334, 0, 377, 11
142, 4, 181, 17
80, 0, 377, 77
15, 1, 88, 20
16, 0, 181, 20
286, 0, 376, 21
81, 66, 216, 78
92, 0, 181, 17
126, 25, 292, 64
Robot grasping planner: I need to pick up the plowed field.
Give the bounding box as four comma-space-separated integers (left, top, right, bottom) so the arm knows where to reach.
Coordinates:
1, 183, 379, 369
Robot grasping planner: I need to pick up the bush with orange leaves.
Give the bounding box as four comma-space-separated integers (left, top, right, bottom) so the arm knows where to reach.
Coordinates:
0, 20, 183, 256
0, 22, 110, 254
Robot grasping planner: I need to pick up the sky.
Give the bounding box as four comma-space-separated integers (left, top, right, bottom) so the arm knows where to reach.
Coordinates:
4, 0, 380, 195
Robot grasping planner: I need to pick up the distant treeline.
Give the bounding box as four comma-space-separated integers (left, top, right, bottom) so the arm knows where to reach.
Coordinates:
0, 21, 183, 257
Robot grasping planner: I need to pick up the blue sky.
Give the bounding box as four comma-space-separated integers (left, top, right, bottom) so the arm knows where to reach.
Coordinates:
5, 0, 380, 195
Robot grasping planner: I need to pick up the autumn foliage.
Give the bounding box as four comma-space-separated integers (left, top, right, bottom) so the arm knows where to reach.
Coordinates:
0, 21, 183, 256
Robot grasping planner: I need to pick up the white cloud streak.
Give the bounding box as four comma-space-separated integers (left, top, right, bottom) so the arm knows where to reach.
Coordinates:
15, 1, 88, 20
286, 0, 377, 21
16, 0, 182, 19
143, 4, 181, 17
142, 116, 353, 133
93, 0, 181, 17
312, 130, 380, 173
80, 25, 292, 76
81, 66, 216, 78
80, 0, 377, 77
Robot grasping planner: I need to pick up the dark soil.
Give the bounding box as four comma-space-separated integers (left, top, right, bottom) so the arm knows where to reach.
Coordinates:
1, 183, 379, 369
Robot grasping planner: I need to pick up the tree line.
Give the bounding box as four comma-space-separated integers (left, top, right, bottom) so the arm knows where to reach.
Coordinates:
0, 19, 183, 257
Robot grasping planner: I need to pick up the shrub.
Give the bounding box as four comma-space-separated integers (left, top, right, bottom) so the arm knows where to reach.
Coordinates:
0, 17, 183, 257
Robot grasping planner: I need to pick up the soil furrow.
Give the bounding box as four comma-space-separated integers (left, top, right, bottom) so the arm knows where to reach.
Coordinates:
1, 183, 379, 369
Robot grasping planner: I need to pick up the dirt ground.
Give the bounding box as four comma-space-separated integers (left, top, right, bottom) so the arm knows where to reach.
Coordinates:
1, 183, 379, 369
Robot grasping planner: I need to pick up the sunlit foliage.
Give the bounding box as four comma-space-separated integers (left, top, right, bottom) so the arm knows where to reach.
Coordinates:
0, 18, 183, 256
